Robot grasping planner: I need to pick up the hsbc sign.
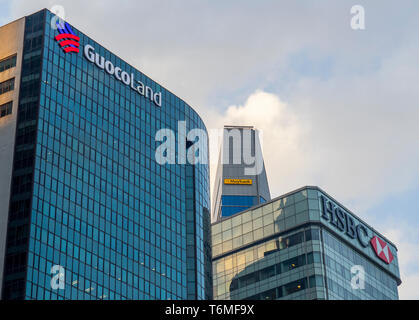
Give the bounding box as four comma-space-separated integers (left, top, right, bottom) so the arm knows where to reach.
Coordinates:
320, 195, 394, 265
320, 195, 370, 247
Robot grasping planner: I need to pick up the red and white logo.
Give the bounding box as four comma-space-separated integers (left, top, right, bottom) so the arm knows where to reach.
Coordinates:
370, 235, 394, 264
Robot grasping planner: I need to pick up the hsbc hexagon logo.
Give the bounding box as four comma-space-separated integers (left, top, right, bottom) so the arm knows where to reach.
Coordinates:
370, 235, 394, 264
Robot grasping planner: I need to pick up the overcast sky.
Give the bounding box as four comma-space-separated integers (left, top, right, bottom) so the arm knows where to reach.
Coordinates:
1, 0, 418, 299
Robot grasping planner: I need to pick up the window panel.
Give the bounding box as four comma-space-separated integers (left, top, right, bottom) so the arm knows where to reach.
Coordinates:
0, 54, 17, 73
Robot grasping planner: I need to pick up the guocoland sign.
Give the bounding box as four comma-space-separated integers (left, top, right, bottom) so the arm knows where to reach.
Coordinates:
83, 44, 162, 107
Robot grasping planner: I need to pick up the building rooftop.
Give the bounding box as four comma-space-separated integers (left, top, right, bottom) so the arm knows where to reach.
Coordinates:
211, 185, 398, 251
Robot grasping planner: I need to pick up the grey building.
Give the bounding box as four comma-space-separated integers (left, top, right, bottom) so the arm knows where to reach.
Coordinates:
212, 186, 401, 300
212, 126, 270, 222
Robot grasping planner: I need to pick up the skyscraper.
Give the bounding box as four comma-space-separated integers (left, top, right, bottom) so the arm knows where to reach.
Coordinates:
212, 126, 270, 222
0, 9, 212, 300
212, 186, 401, 300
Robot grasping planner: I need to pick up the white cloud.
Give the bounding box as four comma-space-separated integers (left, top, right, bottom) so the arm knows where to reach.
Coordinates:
383, 225, 419, 299
8, 0, 417, 110
398, 274, 419, 300
209, 87, 419, 299
284, 40, 419, 212
209, 56, 419, 213
207, 90, 307, 197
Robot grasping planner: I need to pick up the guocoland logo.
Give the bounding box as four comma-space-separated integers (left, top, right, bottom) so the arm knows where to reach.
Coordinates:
320, 195, 394, 265
54, 20, 162, 107
55, 21, 80, 53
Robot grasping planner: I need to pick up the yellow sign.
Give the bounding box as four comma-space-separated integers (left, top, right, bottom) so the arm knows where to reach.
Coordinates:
224, 179, 253, 185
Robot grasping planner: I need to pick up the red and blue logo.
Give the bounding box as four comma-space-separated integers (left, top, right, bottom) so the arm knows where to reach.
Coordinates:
55, 21, 80, 54
370, 235, 394, 264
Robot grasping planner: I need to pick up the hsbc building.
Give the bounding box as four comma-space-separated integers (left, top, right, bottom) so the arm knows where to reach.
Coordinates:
212, 186, 401, 300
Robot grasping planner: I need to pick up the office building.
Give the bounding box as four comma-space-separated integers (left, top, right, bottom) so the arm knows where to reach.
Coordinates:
212, 186, 401, 300
212, 126, 270, 222
0, 9, 212, 300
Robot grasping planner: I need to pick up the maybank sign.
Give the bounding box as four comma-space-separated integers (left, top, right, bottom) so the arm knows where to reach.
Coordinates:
224, 179, 253, 185
84, 45, 162, 107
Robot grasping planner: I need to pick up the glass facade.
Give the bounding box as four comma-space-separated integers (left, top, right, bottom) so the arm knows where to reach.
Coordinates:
221, 195, 266, 218
212, 187, 401, 300
2, 9, 212, 300
322, 230, 398, 299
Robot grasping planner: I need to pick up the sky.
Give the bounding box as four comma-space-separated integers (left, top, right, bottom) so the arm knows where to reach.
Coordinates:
1, 0, 418, 299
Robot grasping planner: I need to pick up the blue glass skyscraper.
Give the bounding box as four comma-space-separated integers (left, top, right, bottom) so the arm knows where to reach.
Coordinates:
0, 9, 212, 300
